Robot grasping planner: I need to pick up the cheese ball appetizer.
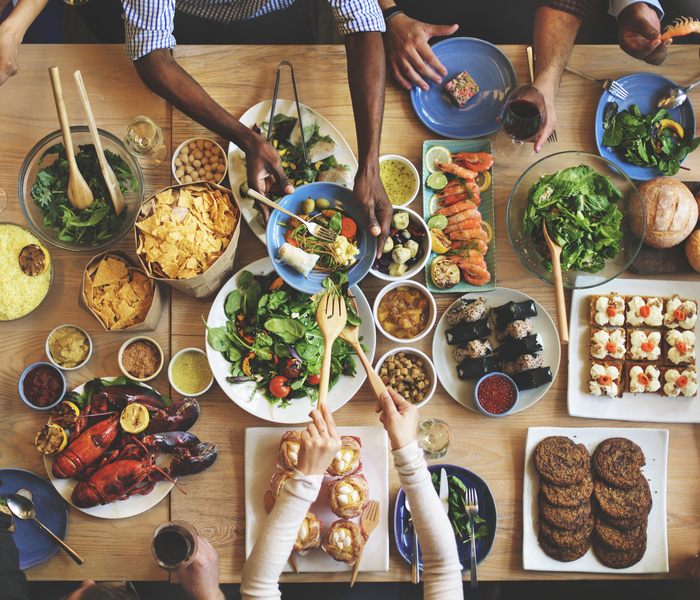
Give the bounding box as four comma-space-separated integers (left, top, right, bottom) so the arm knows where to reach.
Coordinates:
326, 436, 362, 477
322, 519, 369, 565
328, 474, 370, 519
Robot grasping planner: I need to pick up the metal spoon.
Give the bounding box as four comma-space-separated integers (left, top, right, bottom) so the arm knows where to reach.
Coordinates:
657, 77, 700, 110
6, 493, 84, 565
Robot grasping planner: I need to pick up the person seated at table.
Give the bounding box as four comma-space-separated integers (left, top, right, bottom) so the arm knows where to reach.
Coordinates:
121, 0, 392, 257
240, 393, 463, 600
0, 0, 49, 87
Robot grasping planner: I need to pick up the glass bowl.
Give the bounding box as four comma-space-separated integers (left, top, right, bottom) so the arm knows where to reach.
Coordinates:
507, 151, 644, 289
18, 126, 145, 252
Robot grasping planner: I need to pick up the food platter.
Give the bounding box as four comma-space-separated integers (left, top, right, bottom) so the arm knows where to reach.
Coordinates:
206, 257, 376, 423
227, 100, 358, 245
0, 468, 68, 568
594, 73, 696, 180
394, 464, 497, 573
410, 37, 517, 139
523, 426, 669, 574
432, 288, 560, 414
244, 426, 389, 572
568, 279, 700, 422
43, 379, 173, 519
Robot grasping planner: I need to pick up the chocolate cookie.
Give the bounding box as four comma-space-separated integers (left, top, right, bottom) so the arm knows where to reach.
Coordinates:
594, 476, 652, 521
534, 436, 590, 486
597, 503, 651, 531
593, 438, 646, 489
540, 470, 594, 508
539, 493, 592, 530
539, 511, 594, 548
539, 533, 591, 562
594, 516, 647, 552
593, 531, 647, 569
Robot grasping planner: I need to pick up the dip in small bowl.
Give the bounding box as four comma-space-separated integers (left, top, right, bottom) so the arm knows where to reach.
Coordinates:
118, 336, 164, 382
169, 348, 214, 397
19, 362, 66, 410
474, 372, 519, 417
46, 324, 92, 371
379, 155, 420, 207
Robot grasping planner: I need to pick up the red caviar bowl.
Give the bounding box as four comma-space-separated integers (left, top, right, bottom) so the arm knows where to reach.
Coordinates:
474, 372, 519, 417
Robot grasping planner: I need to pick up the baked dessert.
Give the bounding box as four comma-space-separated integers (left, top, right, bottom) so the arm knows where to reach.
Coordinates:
593, 438, 645, 490
540, 471, 593, 508
328, 474, 370, 519
665, 329, 696, 365
597, 502, 652, 530
322, 519, 368, 564
534, 436, 590, 487
627, 364, 661, 394
444, 70, 480, 107
278, 430, 302, 471
538, 534, 591, 562
594, 516, 647, 551
326, 436, 362, 477
539, 493, 592, 531
590, 294, 625, 327
293, 512, 323, 555
664, 296, 698, 330
589, 360, 622, 398
627, 330, 662, 363
593, 477, 652, 522
270, 470, 293, 500
593, 531, 647, 569
661, 366, 698, 397
590, 328, 626, 361
539, 512, 594, 547
625, 296, 664, 328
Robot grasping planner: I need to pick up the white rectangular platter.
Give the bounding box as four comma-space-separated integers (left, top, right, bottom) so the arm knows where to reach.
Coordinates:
245, 426, 389, 572
523, 426, 669, 574
568, 279, 700, 422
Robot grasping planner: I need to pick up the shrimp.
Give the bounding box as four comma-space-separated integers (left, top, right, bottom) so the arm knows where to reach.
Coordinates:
433, 200, 480, 217
451, 152, 494, 172
449, 257, 491, 286
445, 220, 483, 235
658, 17, 700, 41
435, 181, 480, 206
448, 227, 489, 242
437, 162, 478, 180
453, 239, 489, 255
446, 209, 482, 225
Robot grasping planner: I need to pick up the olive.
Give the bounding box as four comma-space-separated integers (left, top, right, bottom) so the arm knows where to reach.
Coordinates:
315, 198, 330, 210
379, 254, 392, 266
301, 199, 315, 215
415, 245, 425, 260
405, 256, 418, 267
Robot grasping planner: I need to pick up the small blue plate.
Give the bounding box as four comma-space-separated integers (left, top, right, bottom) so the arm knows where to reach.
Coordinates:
595, 72, 696, 180
266, 182, 376, 294
394, 464, 497, 573
410, 38, 518, 139
0, 468, 68, 569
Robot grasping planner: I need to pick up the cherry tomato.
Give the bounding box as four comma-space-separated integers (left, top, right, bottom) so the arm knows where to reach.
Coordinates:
307, 374, 321, 385
270, 376, 291, 398
285, 229, 299, 248
283, 358, 301, 379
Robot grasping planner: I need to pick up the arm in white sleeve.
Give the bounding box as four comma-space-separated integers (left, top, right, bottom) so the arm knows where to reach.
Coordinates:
394, 441, 463, 600
240, 472, 323, 600
609, 0, 663, 19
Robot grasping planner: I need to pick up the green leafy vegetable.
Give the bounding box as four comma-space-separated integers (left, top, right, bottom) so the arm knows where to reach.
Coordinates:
427, 473, 489, 542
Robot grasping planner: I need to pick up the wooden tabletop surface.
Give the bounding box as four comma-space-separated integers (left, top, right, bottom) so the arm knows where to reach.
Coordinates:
1, 43, 700, 583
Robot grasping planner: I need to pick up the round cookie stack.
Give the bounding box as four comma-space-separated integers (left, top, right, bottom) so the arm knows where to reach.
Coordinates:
534, 436, 594, 562
591, 437, 650, 569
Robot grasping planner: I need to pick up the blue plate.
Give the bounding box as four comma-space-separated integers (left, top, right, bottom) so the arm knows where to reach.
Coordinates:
266, 182, 376, 294
595, 72, 696, 180
0, 468, 68, 569
410, 38, 518, 139
394, 464, 497, 573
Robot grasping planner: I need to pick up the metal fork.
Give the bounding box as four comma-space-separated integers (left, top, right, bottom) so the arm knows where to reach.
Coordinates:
246, 188, 337, 243
564, 65, 628, 100
526, 46, 556, 144
465, 487, 479, 588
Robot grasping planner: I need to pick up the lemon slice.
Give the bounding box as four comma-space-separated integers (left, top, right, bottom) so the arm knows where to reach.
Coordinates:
120, 403, 150, 434
430, 228, 452, 254
426, 172, 448, 191
18, 244, 50, 276
482, 221, 493, 244
424, 145, 451, 174
50, 401, 80, 429
475, 171, 491, 193
427, 215, 448, 230
430, 256, 460, 289
35, 424, 67, 455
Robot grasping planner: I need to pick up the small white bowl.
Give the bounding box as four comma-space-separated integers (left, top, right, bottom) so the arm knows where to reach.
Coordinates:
371, 206, 431, 282
45, 324, 92, 371
172, 137, 228, 186
118, 336, 164, 382
169, 347, 214, 397
374, 347, 437, 409
379, 154, 420, 207
373, 280, 437, 344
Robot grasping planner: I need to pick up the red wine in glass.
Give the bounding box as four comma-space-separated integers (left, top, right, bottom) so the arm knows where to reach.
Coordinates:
496, 86, 546, 157
151, 521, 198, 570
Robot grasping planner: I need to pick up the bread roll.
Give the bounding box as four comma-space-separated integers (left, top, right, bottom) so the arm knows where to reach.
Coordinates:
630, 178, 698, 249
685, 230, 700, 273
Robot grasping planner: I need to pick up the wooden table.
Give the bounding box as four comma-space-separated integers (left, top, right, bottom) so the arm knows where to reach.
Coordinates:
1, 43, 699, 583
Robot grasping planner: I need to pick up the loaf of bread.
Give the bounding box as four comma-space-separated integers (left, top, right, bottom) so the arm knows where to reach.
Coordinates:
629, 178, 698, 249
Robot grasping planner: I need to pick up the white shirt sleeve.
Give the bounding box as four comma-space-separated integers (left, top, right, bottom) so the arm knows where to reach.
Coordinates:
608, 0, 664, 19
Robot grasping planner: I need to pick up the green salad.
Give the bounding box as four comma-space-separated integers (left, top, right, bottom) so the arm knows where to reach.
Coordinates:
522, 164, 624, 274
204, 271, 362, 407
427, 473, 489, 542
30, 143, 138, 246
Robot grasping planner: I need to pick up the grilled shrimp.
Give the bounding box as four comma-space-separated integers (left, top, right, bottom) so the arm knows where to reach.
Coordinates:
433, 200, 480, 216
451, 152, 494, 172
658, 17, 700, 41
437, 162, 478, 180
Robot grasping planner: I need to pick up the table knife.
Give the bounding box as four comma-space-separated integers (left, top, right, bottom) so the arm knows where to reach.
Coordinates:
439, 468, 449, 515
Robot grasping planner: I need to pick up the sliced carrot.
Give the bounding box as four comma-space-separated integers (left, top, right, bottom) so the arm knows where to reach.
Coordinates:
599, 375, 612, 386
605, 342, 617, 353
641, 341, 655, 353
676, 341, 688, 354
269, 277, 284, 291
637, 373, 650, 386
677, 376, 689, 387
341, 217, 357, 238
606, 306, 617, 317
675, 308, 687, 322
639, 305, 651, 318
285, 229, 299, 248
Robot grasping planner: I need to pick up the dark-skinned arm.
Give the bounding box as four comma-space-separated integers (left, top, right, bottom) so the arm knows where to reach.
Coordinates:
344, 31, 392, 258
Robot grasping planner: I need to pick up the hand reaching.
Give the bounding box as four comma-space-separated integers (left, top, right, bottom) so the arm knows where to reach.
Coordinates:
375, 387, 419, 451
177, 536, 225, 600
296, 403, 343, 476
353, 168, 393, 258
0, 23, 21, 87
618, 2, 668, 66
532, 80, 557, 154
244, 135, 294, 225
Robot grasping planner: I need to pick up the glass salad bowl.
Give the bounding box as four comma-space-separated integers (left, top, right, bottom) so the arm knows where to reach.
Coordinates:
507, 151, 644, 289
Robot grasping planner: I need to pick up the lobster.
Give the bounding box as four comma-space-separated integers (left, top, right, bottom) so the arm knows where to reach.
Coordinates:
52, 415, 119, 479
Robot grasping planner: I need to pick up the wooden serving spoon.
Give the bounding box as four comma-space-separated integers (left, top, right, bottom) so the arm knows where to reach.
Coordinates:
73, 70, 125, 216
316, 292, 347, 407
542, 221, 569, 344
48, 66, 94, 210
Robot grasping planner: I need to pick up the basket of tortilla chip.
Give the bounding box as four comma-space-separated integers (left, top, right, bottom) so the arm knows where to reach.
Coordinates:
134, 182, 241, 299
80, 251, 162, 332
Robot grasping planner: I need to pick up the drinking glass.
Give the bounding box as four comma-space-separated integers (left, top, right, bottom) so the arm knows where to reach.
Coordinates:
151, 520, 198, 571
495, 86, 546, 159
124, 115, 167, 169
0, 186, 6, 214
416, 418, 452, 459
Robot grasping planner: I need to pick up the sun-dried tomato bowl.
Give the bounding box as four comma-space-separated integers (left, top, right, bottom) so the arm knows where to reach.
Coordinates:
18, 362, 66, 411
474, 372, 519, 417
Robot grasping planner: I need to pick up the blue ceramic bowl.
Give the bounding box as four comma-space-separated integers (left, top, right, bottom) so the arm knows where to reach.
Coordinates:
18, 362, 66, 410
265, 182, 376, 294
474, 372, 519, 417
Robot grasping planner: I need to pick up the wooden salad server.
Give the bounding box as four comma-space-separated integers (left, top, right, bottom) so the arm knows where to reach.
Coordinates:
350, 499, 380, 586
48, 66, 94, 210
316, 292, 347, 407
542, 221, 569, 344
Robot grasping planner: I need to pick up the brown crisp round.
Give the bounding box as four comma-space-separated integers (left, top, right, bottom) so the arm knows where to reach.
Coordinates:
539, 511, 594, 548
593, 531, 647, 569
534, 436, 590, 486
539, 533, 591, 562
594, 516, 647, 552
593, 476, 652, 521
540, 470, 594, 508
593, 437, 646, 489
539, 492, 592, 530
597, 502, 651, 531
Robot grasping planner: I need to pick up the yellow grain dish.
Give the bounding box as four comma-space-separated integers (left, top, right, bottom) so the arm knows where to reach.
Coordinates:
377, 286, 431, 339
0, 224, 52, 321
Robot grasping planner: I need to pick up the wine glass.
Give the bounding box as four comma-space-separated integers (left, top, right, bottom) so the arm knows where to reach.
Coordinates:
124, 115, 167, 169
496, 86, 546, 159
416, 418, 452, 459
151, 520, 198, 571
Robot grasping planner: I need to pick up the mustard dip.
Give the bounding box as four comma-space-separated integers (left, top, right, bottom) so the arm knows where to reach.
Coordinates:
172, 350, 213, 394
380, 159, 416, 205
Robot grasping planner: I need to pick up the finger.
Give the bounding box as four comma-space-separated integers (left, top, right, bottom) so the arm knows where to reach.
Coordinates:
410, 47, 444, 85
309, 409, 328, 435
389, 60, 414, 91
306, 420, 320, 438
396, 56, 432, 91
420, 41, 451, 79
534, 130, 546, 154
361, 197, 381, 239
321, 403, 339, 438
379, 390, 400, 416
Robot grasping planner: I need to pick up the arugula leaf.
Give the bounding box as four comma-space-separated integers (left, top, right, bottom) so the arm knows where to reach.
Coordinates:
202, 315, 232, 352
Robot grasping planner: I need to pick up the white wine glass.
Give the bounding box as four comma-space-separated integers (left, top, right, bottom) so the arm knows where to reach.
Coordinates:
417, 418, 452, 459
495, 85, 546, 159
124, 115, 167, 169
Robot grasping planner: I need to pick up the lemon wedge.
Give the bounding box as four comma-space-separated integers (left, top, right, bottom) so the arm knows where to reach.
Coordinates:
430, 228, 452, 254
424, 145, 451, 174
35, 424, 67, 455
120, 403, 150, 434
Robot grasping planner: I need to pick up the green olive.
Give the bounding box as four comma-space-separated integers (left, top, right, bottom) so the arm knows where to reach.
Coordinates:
315, 198, 330, 210
301, 199, 316, 215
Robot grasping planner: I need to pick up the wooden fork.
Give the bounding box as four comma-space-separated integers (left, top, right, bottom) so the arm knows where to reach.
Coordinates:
315, 293, 347, 407
350, 499, 380, 586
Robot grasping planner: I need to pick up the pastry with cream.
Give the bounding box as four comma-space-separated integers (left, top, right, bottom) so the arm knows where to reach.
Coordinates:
663, 297, 697, 330
293, 512, 323, 555
588, 360, 622, 398
590, 294, 625, 327
322, 519, 368, 564
328, 474, 370, 518
627, 364, 661, 394
625, 296, 664, 328
662, 367, 698, 398
627, 330, 662, 363
326, 436, 362, 477
278, 430, 302, 471
590, 328, 626, 361
665, 329, 696, 365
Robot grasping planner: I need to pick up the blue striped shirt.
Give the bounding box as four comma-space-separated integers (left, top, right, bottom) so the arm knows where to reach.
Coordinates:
123, 0, 385, 60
